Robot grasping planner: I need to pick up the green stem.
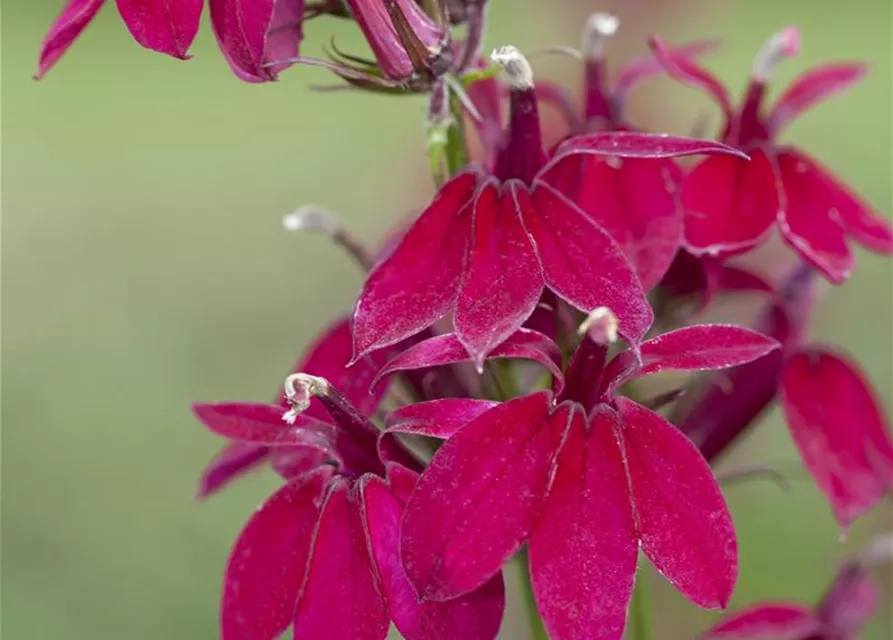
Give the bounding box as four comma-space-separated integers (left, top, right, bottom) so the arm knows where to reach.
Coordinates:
628, 574, 651, 640
516, 547, 549, 640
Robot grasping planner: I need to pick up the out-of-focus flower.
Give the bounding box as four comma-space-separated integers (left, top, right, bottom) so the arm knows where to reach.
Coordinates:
36, 0, 204, 78
380, 311, 779, 640
701, 536, 891, 640
352, 46, 745, 366
651, 28, 893, 282
676, 264, 893, 529
193, 373, 505, 640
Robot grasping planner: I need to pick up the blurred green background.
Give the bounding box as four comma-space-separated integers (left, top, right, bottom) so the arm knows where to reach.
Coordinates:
2, 1, 890, 638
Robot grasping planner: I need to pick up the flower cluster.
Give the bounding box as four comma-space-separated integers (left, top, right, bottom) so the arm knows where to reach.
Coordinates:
41, 2, 892, 639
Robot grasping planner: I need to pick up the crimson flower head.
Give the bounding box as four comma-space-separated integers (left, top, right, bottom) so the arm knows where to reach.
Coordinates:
193, 370, 505, 640
701, 536, 890, 640
677, 264, 893, 530
353, 46, 745, 367
376, 310, 781, 640
540, 13, 719, 292
651, 28, 893, 282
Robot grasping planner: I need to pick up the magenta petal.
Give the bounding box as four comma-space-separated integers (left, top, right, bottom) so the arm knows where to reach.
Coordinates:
780, 349, 893, 528
543, 153, 684, 291
262, 0, 305, 76
401, 391, 561, 600
525, 182, 653, 344
783, 149, 892, 254
770, 63, 868, 134
35, 0, 106, 79
192, 402, 336, 447
197, 442, 270, 500
374, 329, 564, 393
361, 476, 506, 640
818, 564, 881, 636
701, 603, 822, 639
116, 0, 202, 59
456, 181, 545, 365
683, 148, 780, 257
294, 479, 389, 639
648, 36, 733, 120
554, 132, 747, 162
777, 149, 854, 283
209, 0, 276, 82
385, 399, 501, 439
614, 39, 720, 99
353, 171, 479, 358
617, 398, 738, 609
529, 405, 637, 640
604, 324, 781, 393
222, 468, 330, 640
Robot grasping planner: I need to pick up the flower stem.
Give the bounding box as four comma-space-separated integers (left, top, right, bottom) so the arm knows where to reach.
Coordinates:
628, 574, 651, 640
516, 547, 548, 640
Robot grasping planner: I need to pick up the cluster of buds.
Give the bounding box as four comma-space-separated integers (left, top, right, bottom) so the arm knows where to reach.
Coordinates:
40, 3, 891, 640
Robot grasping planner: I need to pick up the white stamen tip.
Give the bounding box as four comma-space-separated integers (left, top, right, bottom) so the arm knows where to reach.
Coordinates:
491, 45, 534, 89
753, 26, 801, 81
281, 373, 330, 423
282, 205, 340, 237
583, 12, 619, 59
578, 306, 619, 344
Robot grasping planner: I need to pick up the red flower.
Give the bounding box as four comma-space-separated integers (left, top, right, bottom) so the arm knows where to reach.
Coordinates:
36, 0, 204, 78
377, 312, 780, 640
193, 373, 504, 640
195, 315, 391, 499
536, 15, 718, 291
651, 28, 893, 282
676, 264, 893, 529
701, 554, 883, 640
353, 46, 745, 367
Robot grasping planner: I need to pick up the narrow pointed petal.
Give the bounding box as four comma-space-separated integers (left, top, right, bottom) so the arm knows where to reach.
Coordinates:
529, 405, 638, 640
525, 182, 653, 344
456, 181, 545, 365
770, 63, 869, 134
780, 349, 893, 528
777, 150, 854, 283
209, 0, 277, 82
116, 0, 203, 59
385, 399, 501, 439
192, 402, 337, 447
683, 148, 781, 257
401, 391, 562, 600
353, 171, 479, 358
617, 398, 738, 609
614, 39, 720, 100
222, 468, 331, 640
554, 132, 747, 162
289, 317, 390, 420
784, 148, 892, 253
543, 154, 684, 291
373, 329, 564, 393
263, 0, 306, 77
603, 325, 781, 394
701, 603, 822, 639
35, 0, 106, 79
294, 480, 389, 639
648, 36, 733, 121
817, 564, 880, 636
361, 476, 506, 640
197, 442, 270, 500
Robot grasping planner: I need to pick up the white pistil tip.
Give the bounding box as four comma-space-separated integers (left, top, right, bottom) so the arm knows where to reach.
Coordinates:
578, 306, 619, 344
281, 373, 329, 424
491, 45, 534, 90
752, 26, 801, 81
282, 205, 340, 237
583, 12, 619, 59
